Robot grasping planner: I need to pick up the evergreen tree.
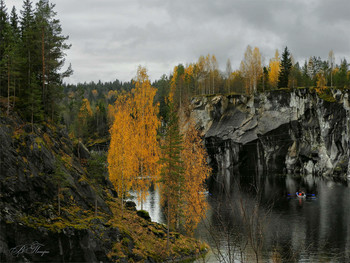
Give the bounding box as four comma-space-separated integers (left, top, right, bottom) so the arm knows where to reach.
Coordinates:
10, 6, 19, 35
334, 59, 349, 88
0, 0, 7, 56
153, 74, 170, 121
20, 0, 39, 122
301, 60, 311, 87
0, 0, 8, 96
160, 100, 184, 252
2, 18, 21, 115
278, 46, 292, 88
259, 66, 269, 91
34, 0, 72, 121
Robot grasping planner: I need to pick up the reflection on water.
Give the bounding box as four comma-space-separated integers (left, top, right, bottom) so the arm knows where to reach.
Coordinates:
130, 174, 350, 262
128, 186, 165, 224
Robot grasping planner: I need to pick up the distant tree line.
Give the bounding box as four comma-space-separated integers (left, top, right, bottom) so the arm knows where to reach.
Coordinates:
0, 0, 72, 129
168, 47, 350, 107
62, 46, 350, 143
61, 80, 134, 142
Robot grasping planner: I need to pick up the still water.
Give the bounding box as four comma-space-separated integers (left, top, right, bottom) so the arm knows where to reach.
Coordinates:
131, 173, 350, 262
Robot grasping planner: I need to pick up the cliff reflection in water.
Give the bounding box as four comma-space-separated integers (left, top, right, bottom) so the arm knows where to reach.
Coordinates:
197, 171, 350, 262
133, 172, 350, 262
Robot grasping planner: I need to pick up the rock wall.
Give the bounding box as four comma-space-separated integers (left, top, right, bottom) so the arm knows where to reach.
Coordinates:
190, 89, 350, 179
0, 113, 118, 262
0, 112, 206, 262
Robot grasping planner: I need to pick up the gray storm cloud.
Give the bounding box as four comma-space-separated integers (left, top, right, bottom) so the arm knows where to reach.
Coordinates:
5, 0, 350, 83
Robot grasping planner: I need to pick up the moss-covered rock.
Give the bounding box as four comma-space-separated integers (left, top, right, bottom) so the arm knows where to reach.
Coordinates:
0, 113, 208, 262
137, 210, 151, 221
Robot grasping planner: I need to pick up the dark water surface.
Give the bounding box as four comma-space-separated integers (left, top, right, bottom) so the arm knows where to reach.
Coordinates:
132, 173, 350, 262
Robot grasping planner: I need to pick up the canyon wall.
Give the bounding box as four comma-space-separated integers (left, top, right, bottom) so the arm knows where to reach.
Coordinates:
190, 89, 350, 180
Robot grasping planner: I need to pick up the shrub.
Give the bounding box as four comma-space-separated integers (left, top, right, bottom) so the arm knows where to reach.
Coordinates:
136, 210, 151, 221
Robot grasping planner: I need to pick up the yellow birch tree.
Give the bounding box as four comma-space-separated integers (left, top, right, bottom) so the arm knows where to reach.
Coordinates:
182, 121, 211, 235
132, 66, 161, 209
107, 94, 136, 218
240, 46, 262, 94
269, 49, 280, 89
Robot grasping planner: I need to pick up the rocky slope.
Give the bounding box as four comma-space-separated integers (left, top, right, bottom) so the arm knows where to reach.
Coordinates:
0, 111, 205, 262
190, 89, 350, 181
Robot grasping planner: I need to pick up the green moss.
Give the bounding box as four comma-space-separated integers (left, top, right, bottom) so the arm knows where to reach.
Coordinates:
121, 237, 130, 247
12, 129, 27, 140
86, 137, 109, 147
318, 92, 336, 102
61, 153, 73, 169
34, 136, 45, 150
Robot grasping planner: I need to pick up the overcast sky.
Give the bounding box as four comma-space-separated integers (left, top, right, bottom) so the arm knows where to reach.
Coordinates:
5, 0, 350, 84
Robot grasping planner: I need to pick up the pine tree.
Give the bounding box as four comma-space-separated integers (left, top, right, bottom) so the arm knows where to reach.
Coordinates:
34, 0, 72, 121
0, 0, 8, 96
10, 6, 19, 35
2, 20, 21, 115
0, 0, 7, 56
278, 46, 292, 88
20, 0, 41, 124
160, 100, 184, 252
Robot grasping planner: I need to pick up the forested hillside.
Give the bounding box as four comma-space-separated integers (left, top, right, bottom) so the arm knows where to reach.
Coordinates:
1, 0, 350, 262
0, 0, 72, 126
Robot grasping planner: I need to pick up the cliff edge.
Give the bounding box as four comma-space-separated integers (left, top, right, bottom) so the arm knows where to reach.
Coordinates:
190, 89, 350, 178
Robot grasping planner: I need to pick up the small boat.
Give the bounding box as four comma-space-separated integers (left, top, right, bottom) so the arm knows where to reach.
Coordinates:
287, 193, 316, 199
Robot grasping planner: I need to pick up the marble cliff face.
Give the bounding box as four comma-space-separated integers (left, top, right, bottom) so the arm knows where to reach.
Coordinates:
190, 89, 350, 179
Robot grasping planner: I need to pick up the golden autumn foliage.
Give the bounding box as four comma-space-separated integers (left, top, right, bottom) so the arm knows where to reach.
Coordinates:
106, 89, 118, 100
78, 98, 92, 122
77, 99, 93, 137
91, 89, 98, 99
160, 103, 211, 237
107, 95, 136, 215
132, 66, 161, 206
182, 121, 211, 235
108, 66, 161, 211
240, 46, 262, 94
269, 49, 280, 88
108, 66, 212, 241
316, 72, 327, 94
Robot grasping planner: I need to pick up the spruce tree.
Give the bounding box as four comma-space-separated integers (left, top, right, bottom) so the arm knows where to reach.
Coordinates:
0, 0, 7, 56
2, 19, 21, 115
0, 0, 8, 96
160, 101, 184, 252
10, 6, 19, 35
278, 46, 292, 88
20, 0, 41, 124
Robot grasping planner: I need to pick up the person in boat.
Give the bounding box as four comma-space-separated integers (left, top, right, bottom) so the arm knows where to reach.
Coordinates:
296, 190, 305, 197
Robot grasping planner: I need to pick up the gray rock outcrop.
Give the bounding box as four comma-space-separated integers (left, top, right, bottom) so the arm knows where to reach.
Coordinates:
190, 89, 350, 179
